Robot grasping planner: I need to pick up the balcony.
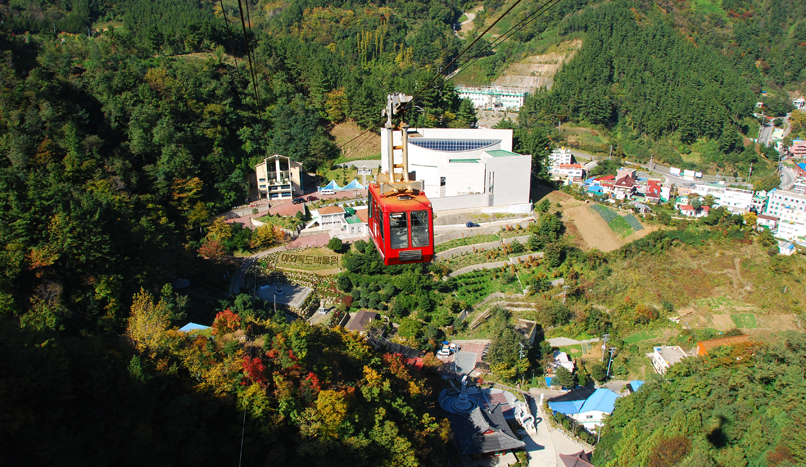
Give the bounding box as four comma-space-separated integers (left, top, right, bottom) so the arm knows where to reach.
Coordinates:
267, 171, 291, 184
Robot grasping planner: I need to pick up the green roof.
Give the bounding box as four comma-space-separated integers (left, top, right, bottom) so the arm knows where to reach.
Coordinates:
449, 159, 480, 163
345, 216, 362, 224
485, 149, 521, 157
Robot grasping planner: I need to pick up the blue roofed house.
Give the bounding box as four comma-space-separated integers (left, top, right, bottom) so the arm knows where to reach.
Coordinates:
547, 387, 620, 432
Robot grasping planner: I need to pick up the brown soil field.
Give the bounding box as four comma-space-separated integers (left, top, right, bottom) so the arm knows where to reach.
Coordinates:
331, 122, 380, 160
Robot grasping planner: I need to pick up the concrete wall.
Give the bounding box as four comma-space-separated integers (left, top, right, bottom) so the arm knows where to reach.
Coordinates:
486, 154, 531, 206
431, 193, 488, 211
440, 160, 486, 196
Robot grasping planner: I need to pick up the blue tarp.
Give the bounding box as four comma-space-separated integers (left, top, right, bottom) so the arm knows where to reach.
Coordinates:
629, 380, 645, 392
798, 163, 806, 171
179, 322, 210, 333
342, 179, 364, 190
587, 186, 603, 193
322, 180, 341, 191
578, 388, 619, 414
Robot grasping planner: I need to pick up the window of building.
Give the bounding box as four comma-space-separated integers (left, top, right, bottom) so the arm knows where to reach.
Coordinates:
408, 138, 501, 152
440, 177, 446, 186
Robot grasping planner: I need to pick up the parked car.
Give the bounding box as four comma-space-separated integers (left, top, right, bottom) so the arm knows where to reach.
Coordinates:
320, 189, 335, 195
466, 221, 480, 228
306, 195, 319, 202
437, 349, 451, 357
292, 197, 305, 204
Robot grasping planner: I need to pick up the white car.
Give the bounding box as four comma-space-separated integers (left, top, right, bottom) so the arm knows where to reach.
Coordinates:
437, 349, 451, 357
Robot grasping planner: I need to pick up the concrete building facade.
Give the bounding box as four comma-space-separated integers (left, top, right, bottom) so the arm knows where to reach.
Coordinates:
381, 128, 532, 212
455, 86, 529, 110
255, 154, 303, 200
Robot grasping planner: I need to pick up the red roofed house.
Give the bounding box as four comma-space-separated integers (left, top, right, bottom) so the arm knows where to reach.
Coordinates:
645, 181, 662, 203
613, 176, 638, 200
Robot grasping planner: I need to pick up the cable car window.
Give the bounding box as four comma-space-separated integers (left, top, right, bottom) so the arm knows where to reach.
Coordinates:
377, 205, 384, 241
368, 195, 373, 218
410, 210, 430, 247
389, 212, 409, 249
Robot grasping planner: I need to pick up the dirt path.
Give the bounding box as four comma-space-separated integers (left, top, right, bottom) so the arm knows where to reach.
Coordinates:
454, 7, 480, 38
563, 204, 623, 252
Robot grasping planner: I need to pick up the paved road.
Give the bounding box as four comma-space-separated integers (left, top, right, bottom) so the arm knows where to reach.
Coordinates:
340, 159, 382, 169
759, 124, 774, 146
781, 166, 797, 189
547, 337, 600, 347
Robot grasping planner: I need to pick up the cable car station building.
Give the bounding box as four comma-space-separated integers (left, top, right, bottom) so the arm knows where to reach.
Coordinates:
381, 128, 532, 213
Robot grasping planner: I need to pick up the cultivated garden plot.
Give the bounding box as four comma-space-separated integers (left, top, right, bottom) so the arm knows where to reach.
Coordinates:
589, 204, 642, 238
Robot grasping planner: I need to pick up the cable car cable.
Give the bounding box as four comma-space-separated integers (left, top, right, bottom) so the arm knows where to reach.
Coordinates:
311, 0, 565, 163
402, 0, 529, 113
235, 0, 260, 105
448, 0, 564, 82
216, 0, 244, 81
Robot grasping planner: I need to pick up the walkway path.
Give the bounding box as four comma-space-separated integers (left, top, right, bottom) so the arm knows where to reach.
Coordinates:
453, 11, 476, 39
547, 337, 601, 347
436, 235, 531, 260
448, 260, 510, 277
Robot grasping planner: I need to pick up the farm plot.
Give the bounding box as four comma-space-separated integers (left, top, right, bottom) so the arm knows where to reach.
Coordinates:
624, 214, 644, 231
590, 205, 634, 238
731, 313, 758, 329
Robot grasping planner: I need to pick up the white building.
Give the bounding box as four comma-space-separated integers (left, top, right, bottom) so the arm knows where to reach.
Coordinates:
254, 154, 304, 200
651, 346, 688, 374
551, 351, 575, 373
317, 206, 347, 230
549, 164, 585, 182
693, 183, 754, 213
793, 98, 805, 110
764, 188, 806, 218
455, 86, 529, 110
381, 128, 532, 213
549, 147, 574, 166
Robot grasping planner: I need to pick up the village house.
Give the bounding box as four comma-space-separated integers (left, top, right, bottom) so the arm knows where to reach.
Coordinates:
679, 204, 710, 218
549, 147, 575, 166
550, 163, 586, 182
650, 346, 688, 374
547, 386, 620, 432
612, 176, 638, 200
344, 310, 378, 335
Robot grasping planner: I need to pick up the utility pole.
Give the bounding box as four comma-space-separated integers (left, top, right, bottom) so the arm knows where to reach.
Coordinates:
748, 163, 753, 183
601, 334, 610, 362
606, 347, 617, 378
608, 145, 613, 159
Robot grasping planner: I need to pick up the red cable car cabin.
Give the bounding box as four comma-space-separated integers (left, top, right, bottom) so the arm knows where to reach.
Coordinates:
367, 183, 434, 265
